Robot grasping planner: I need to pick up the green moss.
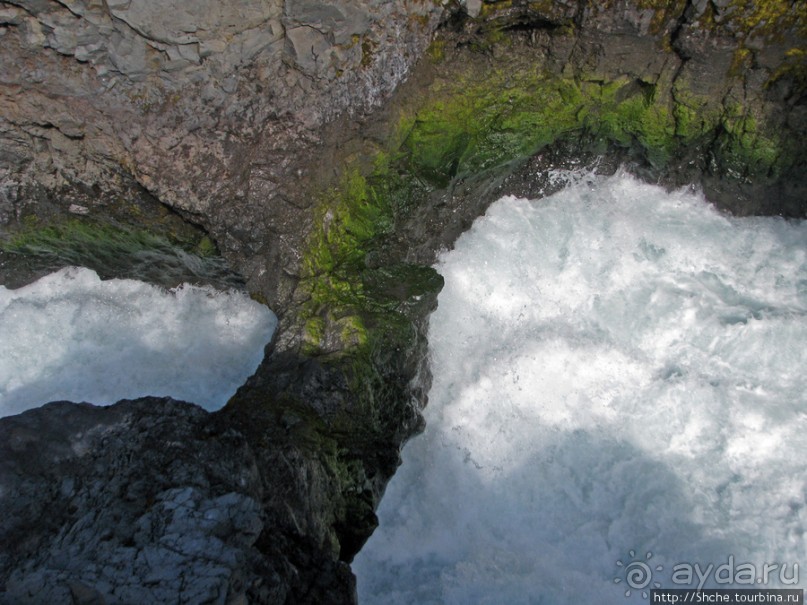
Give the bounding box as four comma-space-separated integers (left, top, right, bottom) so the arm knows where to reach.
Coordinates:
300, 62, 789, 332
1, 217, 234, 287
303, 168, 392, 280
250, 291, 269, 306
394, 41, 799, 183
671, 79, 723, 142
426, 38, 446, 63
672, 102, 703, 140
727, 0, 807, 39
3, 220, 182, 264
400, 70, 587, 187
590, 78, 677, 164
397, 70, 701, 181
766, 48, 807, 97
339, 314, 369, 348
195, 235, 218, 257
717, 105, 782, 178
302, 316, 327, 355
299, 162, 422, 356
298, 24, 796, 383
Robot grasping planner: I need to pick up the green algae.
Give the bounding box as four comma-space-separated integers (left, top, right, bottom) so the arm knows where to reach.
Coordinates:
399, 71, 583, 187
2, 219, 209, 266
716, 105, 783, 179
1, 218, 238, 288
299, 159, 442, 360
728, 0, 807, 39
398, 70, 691, 182
426, 38, 446, 63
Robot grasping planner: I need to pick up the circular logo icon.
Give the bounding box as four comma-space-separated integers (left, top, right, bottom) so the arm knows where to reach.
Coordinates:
614, 550, 663, 599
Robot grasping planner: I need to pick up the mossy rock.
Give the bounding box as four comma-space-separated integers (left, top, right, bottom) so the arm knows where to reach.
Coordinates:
0, 218, 241, 290
296, 17, 803, 365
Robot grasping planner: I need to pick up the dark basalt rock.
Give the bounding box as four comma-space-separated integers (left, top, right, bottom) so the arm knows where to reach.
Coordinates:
0, 1, 805, 603
0, 395, 376, 604
0, 399, 272, 604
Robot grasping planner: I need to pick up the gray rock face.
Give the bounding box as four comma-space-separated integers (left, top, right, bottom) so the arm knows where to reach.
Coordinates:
0, 399, 264, 604
0, 397, 363, 604
6, 486, 264, 605
0, 0, 444, 311
0, 3, 448, 602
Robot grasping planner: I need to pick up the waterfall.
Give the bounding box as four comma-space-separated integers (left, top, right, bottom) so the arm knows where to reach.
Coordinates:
354, 171, 807, 604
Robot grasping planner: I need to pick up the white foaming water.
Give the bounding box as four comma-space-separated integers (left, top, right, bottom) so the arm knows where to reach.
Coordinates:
354, 172, 807, 604
0, 266, 276, 417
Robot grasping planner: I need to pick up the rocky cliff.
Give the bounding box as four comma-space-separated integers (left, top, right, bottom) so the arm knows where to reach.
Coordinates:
0, 0, 444, 307
1, 1, 805, 603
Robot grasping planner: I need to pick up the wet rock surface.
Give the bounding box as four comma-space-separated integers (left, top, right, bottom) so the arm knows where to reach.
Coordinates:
0, 397, 362, 604
0, 0, 805, 603
0, 399, 264, 604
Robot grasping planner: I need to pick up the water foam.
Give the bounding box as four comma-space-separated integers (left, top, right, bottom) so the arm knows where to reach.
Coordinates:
354, 172, 807, 603
0, 266, 276, 417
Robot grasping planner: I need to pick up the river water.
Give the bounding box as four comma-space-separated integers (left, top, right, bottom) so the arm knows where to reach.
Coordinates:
0, 266, 276, 417
354, 171, 807, 603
